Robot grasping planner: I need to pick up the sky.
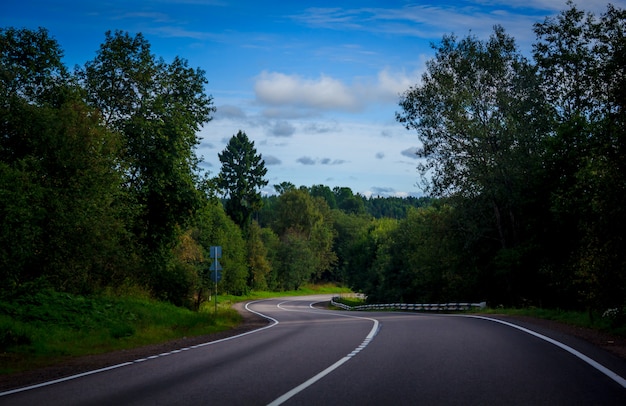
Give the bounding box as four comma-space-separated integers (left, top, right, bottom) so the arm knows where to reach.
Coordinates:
3, 1, 624, 197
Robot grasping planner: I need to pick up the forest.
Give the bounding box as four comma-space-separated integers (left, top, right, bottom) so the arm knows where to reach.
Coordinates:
1, 3, 624, 322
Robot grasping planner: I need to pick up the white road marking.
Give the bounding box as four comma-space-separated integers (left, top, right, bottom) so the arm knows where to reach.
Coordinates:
467, 315, 626, 389
0, 299, 281, 397
267, 300, 380, 406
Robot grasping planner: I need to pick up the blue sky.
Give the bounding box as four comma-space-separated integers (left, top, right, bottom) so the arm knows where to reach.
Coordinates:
3, 1, 623, 197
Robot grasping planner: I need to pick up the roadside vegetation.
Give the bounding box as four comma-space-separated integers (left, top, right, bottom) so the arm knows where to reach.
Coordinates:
0, 283, 350, 374
331, 296, 626, 338
1, 2, 625, 376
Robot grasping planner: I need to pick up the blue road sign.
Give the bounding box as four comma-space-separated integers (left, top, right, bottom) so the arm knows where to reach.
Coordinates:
209, 259, 222, 271
210, 246, 222, 259
210, 270, 222, 283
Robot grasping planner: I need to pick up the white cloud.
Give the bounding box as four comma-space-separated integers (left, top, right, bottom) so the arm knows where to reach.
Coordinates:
254, 68, 419, 114
255, 71, 360, 112
304, 121, 341, 134
290, 2, 626, 53
215, 104, 247, 120
375, 68, 415, 99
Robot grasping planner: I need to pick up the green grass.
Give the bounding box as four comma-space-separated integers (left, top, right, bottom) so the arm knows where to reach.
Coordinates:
331, 295, 366, 308
477, 306, 626, 336
328, 295, 626, 338
217, 283, 353, 305
0, 283, 351, 375
0, 289, 238, 374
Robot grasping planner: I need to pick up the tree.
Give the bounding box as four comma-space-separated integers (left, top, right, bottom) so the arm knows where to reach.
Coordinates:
217, 130, 268, 231
397, 26, 549, 249
278, 229, 316, 290
330, 209, 371, 283
192, 199, 248, 296
271, 189, 337, 287
333, 186, 365, 214
386, 205, 470, 303
79, 30, 215, 298
396, 26, 553, 305
0, 27, 68, 106
1, 28, 127, 292
274, 181, 295, 195
273, 188, 321, 237
533, 2, 626, 312
80, 30, 215, 253
309, 184, 337, 209
346, 218, 398, 302
247, 220, 271, 290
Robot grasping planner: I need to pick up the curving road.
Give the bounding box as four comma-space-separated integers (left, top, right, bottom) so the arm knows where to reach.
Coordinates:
1, 295, 625, 405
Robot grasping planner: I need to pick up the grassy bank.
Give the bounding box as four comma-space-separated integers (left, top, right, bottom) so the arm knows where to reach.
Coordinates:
331, 296, 625, 337
0, 283, 351, 374
479, 307, 626, 337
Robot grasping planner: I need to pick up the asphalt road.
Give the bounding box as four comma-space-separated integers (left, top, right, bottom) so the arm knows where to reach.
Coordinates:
1, 295, 625, 405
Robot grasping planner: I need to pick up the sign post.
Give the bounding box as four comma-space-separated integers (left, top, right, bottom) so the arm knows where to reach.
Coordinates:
209, 246, 222, 314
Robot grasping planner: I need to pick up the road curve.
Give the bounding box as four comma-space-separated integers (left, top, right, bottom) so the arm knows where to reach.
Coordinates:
1, 295, 625, 405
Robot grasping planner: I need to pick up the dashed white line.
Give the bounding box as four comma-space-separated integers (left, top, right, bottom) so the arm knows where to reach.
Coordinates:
267, 300, 380, 406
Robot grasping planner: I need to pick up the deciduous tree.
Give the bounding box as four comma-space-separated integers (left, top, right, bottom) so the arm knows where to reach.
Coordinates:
80, 30, 215, 253
80, 31, 215, 299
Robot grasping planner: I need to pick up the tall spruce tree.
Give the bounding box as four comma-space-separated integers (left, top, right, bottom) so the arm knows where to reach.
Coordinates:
217, 130, 268, 231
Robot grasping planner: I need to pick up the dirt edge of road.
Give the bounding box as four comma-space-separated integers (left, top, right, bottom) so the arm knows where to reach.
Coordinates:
1, 302, 624, 392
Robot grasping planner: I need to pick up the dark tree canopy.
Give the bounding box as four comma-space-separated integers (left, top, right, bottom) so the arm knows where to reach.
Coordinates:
397, 25, 550, 250
1, 27, 125, 291
80, 30, 215, 254
217, 130, 268, 230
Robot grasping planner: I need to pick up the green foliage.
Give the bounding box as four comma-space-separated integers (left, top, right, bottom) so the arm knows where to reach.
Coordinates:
217, 130, 268, 231
192, 200, 248, 295
341, 217, 398, 302
309, 184, 337, 209
270, 189, 337, 289
80, 30, 215, 291
332, 295, 366, 308
361, 195, 432, 219
397, 25, 549, 251
277, 230, 317, 290
532, 2, 626, 311
333, 186, 365, 215
247, 221, 271, 290
387, 2, 626, 312
0, 284, 241, 373
0, 27, 129, 292
2, 0, 624, 330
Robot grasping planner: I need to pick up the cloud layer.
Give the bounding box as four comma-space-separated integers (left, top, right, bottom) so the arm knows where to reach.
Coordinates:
254, 68, 416, 114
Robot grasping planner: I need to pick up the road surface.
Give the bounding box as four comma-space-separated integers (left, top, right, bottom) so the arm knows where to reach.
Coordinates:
1, 295, 625, 405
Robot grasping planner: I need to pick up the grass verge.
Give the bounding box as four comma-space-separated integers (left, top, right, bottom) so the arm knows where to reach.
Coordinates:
330, 296, 626, 338
0, 283, 351, 375
477, 307, 626, 337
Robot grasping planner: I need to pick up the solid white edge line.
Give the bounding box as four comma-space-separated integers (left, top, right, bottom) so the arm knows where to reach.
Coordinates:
0, 299, 280, 398
466, 315, 626, 389
267, 301, 380, 406
0, 362, 134, 397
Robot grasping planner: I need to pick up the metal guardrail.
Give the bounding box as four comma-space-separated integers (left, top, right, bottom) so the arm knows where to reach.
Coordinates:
330, 297, 487, 312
